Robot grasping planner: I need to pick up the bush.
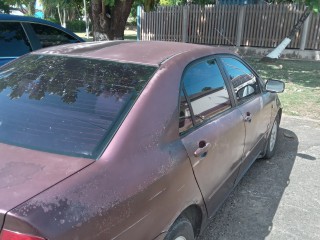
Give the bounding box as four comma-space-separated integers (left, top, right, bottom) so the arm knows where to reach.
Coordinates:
66, 20, 88, 32
45, 17, 60, 25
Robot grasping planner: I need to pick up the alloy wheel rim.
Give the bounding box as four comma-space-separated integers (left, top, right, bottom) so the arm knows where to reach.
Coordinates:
269, 120, 278, 152
174, 237, 187, 240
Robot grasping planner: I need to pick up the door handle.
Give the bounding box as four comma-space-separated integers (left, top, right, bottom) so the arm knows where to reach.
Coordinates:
244, 112, 252, 122
194, 142, 212, 157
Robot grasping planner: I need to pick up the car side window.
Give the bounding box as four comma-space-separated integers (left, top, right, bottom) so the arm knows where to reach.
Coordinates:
30, 23, 79, 48
0, 22, 32, 57
179, 58, 231, 133
221, 57, 260, 103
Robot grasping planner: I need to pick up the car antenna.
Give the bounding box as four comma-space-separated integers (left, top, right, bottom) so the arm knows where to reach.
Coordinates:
213, 27, 245, 58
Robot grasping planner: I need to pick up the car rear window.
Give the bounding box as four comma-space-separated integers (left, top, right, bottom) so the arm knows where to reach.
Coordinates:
30, 23, 80, 48
0, 22, 32, 57
0, 54, 157, 159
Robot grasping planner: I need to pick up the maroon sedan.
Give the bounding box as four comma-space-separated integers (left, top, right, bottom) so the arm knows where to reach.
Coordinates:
0, 41, 284, 240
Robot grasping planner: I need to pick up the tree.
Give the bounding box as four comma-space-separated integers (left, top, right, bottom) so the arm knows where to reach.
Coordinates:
263, 0, 320, 60
159, 0, 214, 5
40, 0, 84, 27
0, 2, 10, 13
91, 0, 158, 40
91, 0, 215, 40
4, 0, 36, 15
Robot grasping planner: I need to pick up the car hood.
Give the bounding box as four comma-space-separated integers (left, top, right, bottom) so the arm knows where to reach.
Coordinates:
0, 143, 93, 228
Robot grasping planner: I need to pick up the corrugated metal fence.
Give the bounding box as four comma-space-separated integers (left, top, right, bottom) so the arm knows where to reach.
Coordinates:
139, 4, 320, 50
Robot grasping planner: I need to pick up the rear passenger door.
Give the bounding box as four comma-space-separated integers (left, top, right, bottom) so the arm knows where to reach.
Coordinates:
179, 57, 245, 215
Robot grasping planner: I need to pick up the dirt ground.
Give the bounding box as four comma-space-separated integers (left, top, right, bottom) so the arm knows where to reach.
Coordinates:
199, 115, 320, 240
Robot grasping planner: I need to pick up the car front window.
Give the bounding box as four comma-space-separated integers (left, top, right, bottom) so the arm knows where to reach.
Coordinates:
0, 55, 156, 158
221, 57, 260, 103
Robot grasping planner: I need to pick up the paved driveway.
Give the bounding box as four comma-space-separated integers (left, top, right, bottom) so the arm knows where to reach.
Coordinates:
199, 115, 320, 240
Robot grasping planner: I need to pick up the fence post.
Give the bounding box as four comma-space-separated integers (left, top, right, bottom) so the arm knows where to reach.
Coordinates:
182, 6, 189, 43
137, 5, 142, 41
299, 13, 311, 50
236, 6, 245, 47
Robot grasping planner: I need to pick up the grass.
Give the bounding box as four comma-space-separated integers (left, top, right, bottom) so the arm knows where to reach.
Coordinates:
245, 58, 320, 120
123, 29, 137, 40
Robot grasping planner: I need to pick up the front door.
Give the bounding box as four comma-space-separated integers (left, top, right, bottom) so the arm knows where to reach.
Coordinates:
179, 57, 245, 215
219, 57, 273, 177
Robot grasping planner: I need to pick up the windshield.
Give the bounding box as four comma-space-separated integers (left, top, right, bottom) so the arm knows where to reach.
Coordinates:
0, 54, 157, 158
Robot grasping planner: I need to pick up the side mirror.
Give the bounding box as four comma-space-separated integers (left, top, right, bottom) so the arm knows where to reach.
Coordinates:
265, 79, 285, 93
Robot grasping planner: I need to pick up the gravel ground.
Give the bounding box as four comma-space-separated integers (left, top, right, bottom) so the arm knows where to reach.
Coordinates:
198, 115, 320, 240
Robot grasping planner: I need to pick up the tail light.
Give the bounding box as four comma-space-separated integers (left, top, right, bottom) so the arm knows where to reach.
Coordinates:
0, 230, 45, 240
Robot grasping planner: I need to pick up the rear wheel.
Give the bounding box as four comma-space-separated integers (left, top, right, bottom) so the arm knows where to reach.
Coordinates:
264, 115, 279, 159
165, 217, 194, 240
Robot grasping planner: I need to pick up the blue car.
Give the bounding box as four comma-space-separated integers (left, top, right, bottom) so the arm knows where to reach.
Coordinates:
0, 14, 84, 66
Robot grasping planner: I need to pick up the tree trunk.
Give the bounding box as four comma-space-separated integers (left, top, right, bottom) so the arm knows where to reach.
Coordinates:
287, 7, 311, 39
91, 0, 108, 40
63, 8, 67, 28
91, 0, 134, 41
83, 0, 89, 38
57, 4, 63, 26
262, 7, 311, 61
28, 0, 36, 16
144, 0, 154, 12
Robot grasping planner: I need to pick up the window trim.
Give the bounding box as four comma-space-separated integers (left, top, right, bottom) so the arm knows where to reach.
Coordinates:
21, 22, 41, 50
178, 88, 195, 135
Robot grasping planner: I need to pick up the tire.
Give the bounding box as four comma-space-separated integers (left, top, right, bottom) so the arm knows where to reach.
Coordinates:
164, 217, 195, 240
263, 115, 280, 159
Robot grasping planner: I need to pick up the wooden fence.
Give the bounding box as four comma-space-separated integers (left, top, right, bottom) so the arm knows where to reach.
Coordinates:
138, 4, 320, 50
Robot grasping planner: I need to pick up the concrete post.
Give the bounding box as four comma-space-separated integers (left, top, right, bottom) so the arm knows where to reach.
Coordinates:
300, 13, 311, 50
182, 6, 189, 43
236, 6, 245, 47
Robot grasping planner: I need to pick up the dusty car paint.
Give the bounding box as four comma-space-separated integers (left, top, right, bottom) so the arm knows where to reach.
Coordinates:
0, 143, 92, 228
0, 41, 283, 240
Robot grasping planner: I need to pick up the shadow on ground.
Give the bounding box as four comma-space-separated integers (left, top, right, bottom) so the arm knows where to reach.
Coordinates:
198, 127, 298, 240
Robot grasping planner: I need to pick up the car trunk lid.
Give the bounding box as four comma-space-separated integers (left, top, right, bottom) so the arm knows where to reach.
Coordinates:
0, 143, 92, 228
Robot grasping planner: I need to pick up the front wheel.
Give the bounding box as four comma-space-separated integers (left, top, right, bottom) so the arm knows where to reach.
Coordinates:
263, 115, 279, 159
164, 217, 194, 240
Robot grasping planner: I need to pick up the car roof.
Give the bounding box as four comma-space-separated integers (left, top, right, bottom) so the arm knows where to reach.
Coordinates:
33, 40, 235, 66
0, 14, 84, 42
